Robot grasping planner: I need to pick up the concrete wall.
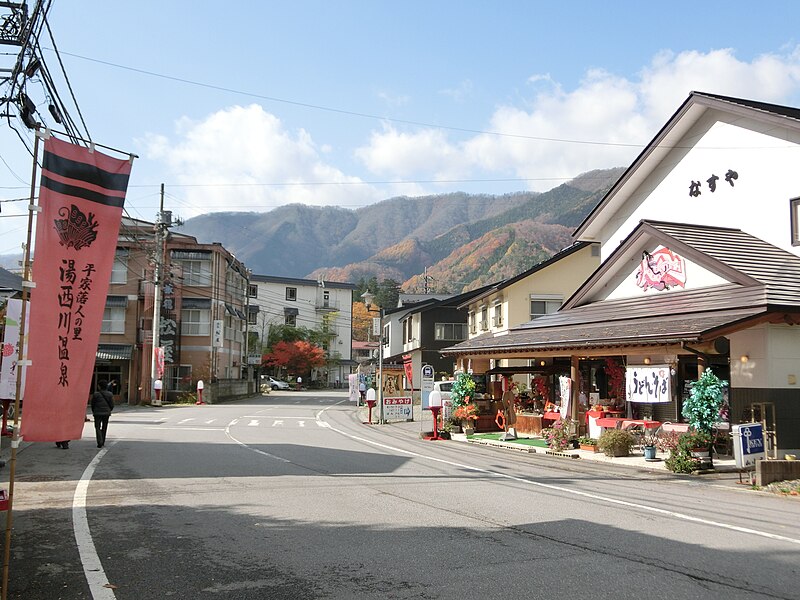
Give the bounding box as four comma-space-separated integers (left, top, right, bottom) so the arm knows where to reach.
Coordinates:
756, 459, 800, 486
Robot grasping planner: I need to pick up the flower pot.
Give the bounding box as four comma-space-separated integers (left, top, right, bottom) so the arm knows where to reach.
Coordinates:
580, 444, 599, 453
643, 445, 657, 460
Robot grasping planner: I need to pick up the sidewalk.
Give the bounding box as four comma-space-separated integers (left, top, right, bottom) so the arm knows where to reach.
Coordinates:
361, 404, 741, 477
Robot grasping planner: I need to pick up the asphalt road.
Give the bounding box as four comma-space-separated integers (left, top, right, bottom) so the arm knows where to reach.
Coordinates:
3, 391, 799, 599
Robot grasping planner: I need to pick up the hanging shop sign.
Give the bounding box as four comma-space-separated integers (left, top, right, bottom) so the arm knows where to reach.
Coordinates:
626, 366, 672, 403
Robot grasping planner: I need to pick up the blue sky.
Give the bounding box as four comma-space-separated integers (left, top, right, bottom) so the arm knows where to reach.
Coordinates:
2, 1, 800, 254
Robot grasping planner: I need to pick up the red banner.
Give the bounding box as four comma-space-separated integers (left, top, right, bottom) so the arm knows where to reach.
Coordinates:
20, 135, 131, 442
402, 354, 413, 389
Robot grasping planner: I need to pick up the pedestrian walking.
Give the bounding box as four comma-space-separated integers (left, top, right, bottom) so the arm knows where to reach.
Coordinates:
91, 379, 115, 448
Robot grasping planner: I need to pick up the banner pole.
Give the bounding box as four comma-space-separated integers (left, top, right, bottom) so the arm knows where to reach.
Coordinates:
2, 127, 42, 600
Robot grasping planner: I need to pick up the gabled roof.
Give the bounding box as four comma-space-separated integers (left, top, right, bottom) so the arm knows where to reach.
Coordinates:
0, 267, 22, 293
575, 91, 800, 241
397, 284, 496, 318
457, 241, 595, 308
442, 221, 800, 356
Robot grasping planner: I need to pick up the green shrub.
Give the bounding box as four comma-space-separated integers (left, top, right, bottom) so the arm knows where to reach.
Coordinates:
598, 429, 635, 457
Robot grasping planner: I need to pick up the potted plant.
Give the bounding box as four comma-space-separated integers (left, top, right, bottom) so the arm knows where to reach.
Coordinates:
641, 429, 659, 460
578, 436, 599, 452
665, 430, 713, 473
598, 429, 635, 457
450, 372, 476, 410
453, 402, 479, 435
681, 368, 727, 467
542, 418, 574, 451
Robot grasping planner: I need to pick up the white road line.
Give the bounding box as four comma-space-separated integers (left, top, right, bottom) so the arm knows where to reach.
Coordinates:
145, 427, 224, 431
204, 420, 216, 424
73, 444, 117, 600
272, 420, 284, 427
315, 407, 800, 547
298, 421, 305, 427
177, 419, 194, 425
247, 420, 259, 427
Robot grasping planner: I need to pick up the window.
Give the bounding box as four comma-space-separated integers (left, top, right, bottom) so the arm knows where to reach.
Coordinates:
792, 197, 800, 246
248, 310, 258, 325
248, 284, 258, 298
285, 313, 296, 326
492, 304, 503, 327
110, 252, 128, 284
181, 308, 210, 335
170, 365, 192, 391
286, 287, 297, 301
101, 306, 125, 333
480, 306, 488, 330
530, 296, 562, 320
435, 323, 468, 341
181, 260, 212, 286
469, 312, 476, 334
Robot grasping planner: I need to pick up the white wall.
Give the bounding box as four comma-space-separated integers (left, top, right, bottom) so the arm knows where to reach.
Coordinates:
599, 115, 800, 261
730, 325, 800, 389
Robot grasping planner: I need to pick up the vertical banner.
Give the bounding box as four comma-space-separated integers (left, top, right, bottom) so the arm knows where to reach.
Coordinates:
21, 135, 132, 442
402, 354, 413, 389
0, 299, 27, 399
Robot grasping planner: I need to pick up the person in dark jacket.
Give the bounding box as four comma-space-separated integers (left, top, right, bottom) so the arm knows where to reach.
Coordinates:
91, 379, 115, 448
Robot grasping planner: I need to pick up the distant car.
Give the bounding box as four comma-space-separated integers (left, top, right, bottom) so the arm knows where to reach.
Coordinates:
264, 376, 290, 390
432, 380, 453, 401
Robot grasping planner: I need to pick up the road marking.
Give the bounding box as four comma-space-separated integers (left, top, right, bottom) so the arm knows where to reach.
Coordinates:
248, 420, 259, 427
298, 421, 305, 427
145, 426, 224, 431
177, 418, 194, 424
74, 443, 117, 599
316, 408, 800, 547
272, 420, 284, 427
204, 419, 216, 424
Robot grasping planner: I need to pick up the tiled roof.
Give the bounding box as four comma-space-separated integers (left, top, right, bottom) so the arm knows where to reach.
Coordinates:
442, 221, 800, 356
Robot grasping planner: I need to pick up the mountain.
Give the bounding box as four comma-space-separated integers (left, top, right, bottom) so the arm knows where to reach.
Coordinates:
177, 167, 624, 292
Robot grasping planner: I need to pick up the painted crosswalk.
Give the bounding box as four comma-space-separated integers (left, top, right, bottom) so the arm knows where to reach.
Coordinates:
156, 417, 330, 429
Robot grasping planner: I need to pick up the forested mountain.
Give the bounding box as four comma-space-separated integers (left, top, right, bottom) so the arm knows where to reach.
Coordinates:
177, 167, 624, 293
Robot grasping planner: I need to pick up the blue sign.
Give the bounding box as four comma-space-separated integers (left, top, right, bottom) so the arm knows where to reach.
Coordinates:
733, 422, 766, 468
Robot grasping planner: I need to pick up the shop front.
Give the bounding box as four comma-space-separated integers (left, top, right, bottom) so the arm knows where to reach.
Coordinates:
442, 221, 800, 456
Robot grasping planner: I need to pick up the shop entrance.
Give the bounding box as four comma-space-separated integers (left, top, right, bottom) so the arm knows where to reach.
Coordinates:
91, 364, 123, 400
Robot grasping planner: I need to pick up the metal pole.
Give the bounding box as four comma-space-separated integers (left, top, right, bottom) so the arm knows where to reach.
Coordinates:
378, 308, 384, 424
2, 127, 41, 600
149, 184, 164, 405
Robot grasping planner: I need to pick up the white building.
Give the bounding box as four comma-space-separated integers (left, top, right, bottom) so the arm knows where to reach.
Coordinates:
248, 274, 354, 385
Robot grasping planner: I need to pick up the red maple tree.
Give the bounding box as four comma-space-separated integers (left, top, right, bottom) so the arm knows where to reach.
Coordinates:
262, 340, 326, 376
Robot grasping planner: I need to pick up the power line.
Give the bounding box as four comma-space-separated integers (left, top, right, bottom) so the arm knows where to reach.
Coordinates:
55, 48, 648, 149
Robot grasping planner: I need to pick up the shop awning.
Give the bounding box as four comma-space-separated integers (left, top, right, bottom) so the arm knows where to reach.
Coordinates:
96, 344, 132, 361
235, 309, 246, 320
224, 303, 238, 316
105, 295, 128, 308
442, 305, 768, 356
182, 297, 211, 309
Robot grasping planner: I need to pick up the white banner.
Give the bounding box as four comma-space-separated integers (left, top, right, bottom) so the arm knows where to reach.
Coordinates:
0, 298, 27, 400
558, 375, 571, 418
626, 365, 672, 403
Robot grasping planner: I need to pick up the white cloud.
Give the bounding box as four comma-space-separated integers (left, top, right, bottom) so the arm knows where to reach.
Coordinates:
144, 104, 381, 216
439, 79, 474, 102
356, 47, 800, 192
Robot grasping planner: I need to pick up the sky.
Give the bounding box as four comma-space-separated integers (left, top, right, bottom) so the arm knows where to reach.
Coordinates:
2, 1, 800, 256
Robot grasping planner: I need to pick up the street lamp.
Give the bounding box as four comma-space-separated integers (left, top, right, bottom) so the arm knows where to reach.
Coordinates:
361, 292, 384, 424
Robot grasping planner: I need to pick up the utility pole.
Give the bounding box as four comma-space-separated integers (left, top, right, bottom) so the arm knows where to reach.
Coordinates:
149, 184, 167, 405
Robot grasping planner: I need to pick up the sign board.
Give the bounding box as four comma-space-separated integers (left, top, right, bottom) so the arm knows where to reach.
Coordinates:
733, 422, 766, 469
372, 317, 381, 337
420, 364, 434, 408
213, 319, 224, 348
625, 365, 671, 403
247, 355, 261, 365
383, 396, 412, 421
